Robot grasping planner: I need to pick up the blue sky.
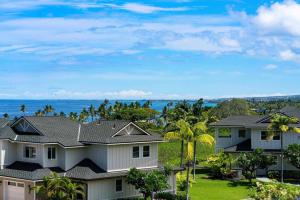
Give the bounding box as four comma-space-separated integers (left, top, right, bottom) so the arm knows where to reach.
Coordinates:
0, 0, 300, 99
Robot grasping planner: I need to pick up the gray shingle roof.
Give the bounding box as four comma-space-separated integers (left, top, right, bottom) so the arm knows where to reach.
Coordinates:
0, 159, 160, 181
0, 117, 163, 146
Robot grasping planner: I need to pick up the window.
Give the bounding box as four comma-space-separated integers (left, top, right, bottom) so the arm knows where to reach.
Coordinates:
218, 128, 231, 138
261, 131, 280, 140
143, 146, 150, 157
238, 129, 246, 138
24, 146, 36, 159
7, 181, 16, 186
116, 179, 122, 192
48, 147, 56, 160
132, 146, 139, 158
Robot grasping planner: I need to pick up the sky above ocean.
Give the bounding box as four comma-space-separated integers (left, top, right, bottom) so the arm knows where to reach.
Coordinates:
0, 0, 299, 99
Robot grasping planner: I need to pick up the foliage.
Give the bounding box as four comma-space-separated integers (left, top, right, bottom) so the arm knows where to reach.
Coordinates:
268, 114, 300, 136
126, 168, 169, 200
155, 192, 186, 200
267, 170, 280, 180
211, 99, 251, 119
284, 144, 300, 169
251, 181, 300, 200
176, 172, 195, 192
206, 152, 233, 179
237, 149, 276, 182
35, 172, 85, 200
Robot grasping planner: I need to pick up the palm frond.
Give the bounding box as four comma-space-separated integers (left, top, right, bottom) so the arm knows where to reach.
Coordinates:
196, 134, 215, 146
164, 131, 181, 141
293, 127, 300, 134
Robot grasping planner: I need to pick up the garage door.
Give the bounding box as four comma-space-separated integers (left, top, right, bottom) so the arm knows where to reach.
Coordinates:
5, 181, 25, 200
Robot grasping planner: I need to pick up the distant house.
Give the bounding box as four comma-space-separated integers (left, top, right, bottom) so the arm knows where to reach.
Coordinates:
210, 106, 300, 175
0, 116, 177, 200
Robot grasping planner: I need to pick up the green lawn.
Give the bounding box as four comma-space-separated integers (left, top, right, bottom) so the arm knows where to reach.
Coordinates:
190, 171, 251, 200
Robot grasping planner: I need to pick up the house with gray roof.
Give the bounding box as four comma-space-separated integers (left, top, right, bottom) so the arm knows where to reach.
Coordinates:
0, 116, 176, 200
210, 106, 300, 174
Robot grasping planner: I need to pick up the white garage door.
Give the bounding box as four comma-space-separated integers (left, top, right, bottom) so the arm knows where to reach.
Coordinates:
5, 181, 25, 200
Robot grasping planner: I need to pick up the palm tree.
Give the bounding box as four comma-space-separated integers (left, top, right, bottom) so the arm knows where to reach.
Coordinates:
268, 114, 300, 182
44, 105, 54, 116
20, 104, 26, 116
35, 110, 44, 117
59, 111, 66, 117
61, 178, 85, 200
69, 112, 78, 121
88, 104, 96, 121
3, 113, 9, 119
79, 108, 89, 122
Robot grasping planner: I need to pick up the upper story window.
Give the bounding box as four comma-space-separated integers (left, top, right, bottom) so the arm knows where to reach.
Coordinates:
261, 131, 280, 140
143, 146, 150, 157
218, 128, 231, 138
24, 146, 36, 159
238, 129, 246, 138
48, 147, 56, 160
116, 179, 122, 192
132, 146, 139, 158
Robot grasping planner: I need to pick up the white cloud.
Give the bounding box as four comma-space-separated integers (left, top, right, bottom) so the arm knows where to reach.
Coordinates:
264, 64, 278, 70
279, 49, 300, 62
108, 3, 187, 14
253, 0, 300, 36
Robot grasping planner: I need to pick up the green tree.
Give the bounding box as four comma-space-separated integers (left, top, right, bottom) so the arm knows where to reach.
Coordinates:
20, 104, 26, 116
35, 110, 44, 117
126, 168, 169, 200
79, 108, 89, 122
69, 112, 78, 121
61, 178, 85, 200
212, 99, 251, 119
268, 114, 300, 182
284, 144, 300, 169
88, 104, 96, 121
59, 111, 66, 117
3, 113, 9, 119
237, 149, 276, 183
44, 105, 54, 116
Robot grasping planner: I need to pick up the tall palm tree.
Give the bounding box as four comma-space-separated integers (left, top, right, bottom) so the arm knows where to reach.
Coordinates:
20, 104, 26, 116
61, 178, 85, 200
69, 112, 78, 121
44, 105, 54, 116
268, 114, 300, 182
35, 110, 44, 117
88, 104, 96, 121
79, 108, 89, 122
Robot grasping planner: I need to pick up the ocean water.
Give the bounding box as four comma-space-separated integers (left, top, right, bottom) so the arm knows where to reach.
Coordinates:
0, 100, 216, 118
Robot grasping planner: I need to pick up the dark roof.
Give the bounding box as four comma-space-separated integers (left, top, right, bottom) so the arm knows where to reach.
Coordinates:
211, 106, 300, 128
0, 118, 8, 128
224, 139, 281, 153
0, 159, 159, 181
0, 117, 162, 146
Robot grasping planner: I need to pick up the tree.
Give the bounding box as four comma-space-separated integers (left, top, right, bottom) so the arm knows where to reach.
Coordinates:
35, 172, 85, 200
211, 99, 251, 119
284, 144, 300, 169
126, 168, 169, 200
69, 112, 78, 121
44, 105, 54, 116
88, 104, 96, 121
20, 104, 26, 116
268, 114, 300, 182
59, 111, 66, 117
79, 108, 89, 122
237, 149, 276, 183
35, 110, 44, 117
3, 113, 9, 119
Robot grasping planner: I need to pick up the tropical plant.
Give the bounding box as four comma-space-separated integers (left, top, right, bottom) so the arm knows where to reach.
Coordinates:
79, 108, 89, 122
3, 113, 9, 119
88, 104, 96, 121
237, 149, 276, 183
126, 168, 169, 200
69, 112, 78, 121
44, 105, 54, 116
206, 152, 233, 179
59, 111, 66, 117
35, 109, 44, 117
268, 114, 300, 182
251, 181, 300, 200
20, 104, 26, 116
61, 177, 85, 200
284, 144, 300, 169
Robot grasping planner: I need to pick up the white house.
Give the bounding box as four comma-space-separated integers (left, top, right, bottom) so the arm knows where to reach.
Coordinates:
0, 116, 177, 200
210, 106, 300, 173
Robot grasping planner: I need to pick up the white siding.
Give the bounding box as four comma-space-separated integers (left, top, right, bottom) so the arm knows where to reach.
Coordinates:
87, 178, 140, 200
215, 127, 251, 151
87, 145, 107, 170
64, 147, 87, 170
107, 143, 158, 171
17, 143, 44, 165
0, 140, 17, 168
43, 144, 64, 168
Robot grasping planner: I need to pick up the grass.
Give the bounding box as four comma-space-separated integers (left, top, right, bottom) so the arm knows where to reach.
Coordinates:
158, 141, 214, 166
189, 169, 252, 200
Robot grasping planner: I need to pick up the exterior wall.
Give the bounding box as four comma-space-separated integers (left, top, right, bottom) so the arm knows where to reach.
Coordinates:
17, 143, 44, 166
215, 127, 251, 151
107, 143, 158, 172
0, 140, 17, 168
64, 147, 87, 171
87, 145, 108, 170
42, 144, 64, 168
0, 177, 35, 200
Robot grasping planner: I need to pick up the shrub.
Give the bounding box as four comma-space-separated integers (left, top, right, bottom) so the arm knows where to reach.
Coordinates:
251, 181, 300, 200
155, 192, 186, 200
176, 173, 195, 192
267, 170, 280, 180
206, 152, 232, 179
284, 144, 300, 169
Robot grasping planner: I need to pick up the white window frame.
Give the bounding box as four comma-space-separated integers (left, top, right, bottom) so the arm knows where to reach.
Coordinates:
24, 146, 36, 159
115, 179, 123, 193
143, 145, 150, 158
47, 147, 56, 160
132, 146, 140, 158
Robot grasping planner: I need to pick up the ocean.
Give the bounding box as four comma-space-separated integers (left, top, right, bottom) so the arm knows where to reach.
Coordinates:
0, 100, 216, 118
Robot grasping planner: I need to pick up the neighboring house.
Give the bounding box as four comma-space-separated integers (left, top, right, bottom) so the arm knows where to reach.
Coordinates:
0, 116, 177, 200
210, 106, 300, 174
